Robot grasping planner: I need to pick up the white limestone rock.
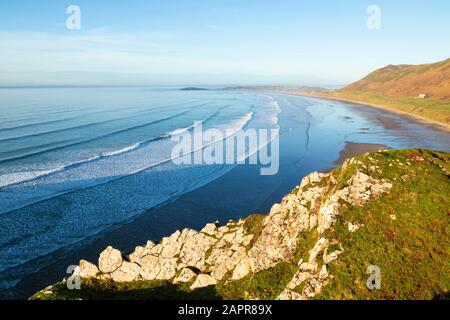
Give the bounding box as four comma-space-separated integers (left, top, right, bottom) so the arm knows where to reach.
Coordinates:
174, 268, 197, 284
179, 231, 217, 271
77, 260, 99, 279
139, 255, 160, 280
190, 274, 217, 290
98, 246, 123, 274
110, 261, 141, 282
231, 256, 251, 280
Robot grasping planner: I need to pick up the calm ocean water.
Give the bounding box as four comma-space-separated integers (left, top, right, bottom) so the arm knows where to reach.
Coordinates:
0, 87, 449, 297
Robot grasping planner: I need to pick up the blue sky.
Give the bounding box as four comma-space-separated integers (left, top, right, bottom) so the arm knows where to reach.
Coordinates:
0, 0, 449, 86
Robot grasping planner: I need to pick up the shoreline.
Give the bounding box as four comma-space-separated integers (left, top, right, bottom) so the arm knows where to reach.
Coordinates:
233, 88, 450, 133
302, 92, 450, 133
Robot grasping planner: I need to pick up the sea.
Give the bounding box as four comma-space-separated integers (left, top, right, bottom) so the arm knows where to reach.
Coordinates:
0, 86, 448, 298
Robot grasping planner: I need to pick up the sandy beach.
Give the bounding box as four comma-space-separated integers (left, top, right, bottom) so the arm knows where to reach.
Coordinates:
303, 92, 450, 133
229, 87, 450, 133
234, 87, 450, 133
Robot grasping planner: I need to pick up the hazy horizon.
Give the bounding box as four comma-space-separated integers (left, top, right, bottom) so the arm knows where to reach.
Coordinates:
0, 71, 345, 88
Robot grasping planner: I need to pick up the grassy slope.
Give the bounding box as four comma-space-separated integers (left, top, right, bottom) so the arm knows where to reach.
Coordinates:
31, 149, 450, 300
317, 149, 450, 300
325, 58, 450, 126
345, 58, 450, 97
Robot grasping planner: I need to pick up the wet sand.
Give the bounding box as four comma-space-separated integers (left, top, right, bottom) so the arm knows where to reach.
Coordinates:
335, 142, 388, 165
304, 93, 450, 133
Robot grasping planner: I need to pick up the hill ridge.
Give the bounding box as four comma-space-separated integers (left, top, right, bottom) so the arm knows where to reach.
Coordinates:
343, 57, 450, 98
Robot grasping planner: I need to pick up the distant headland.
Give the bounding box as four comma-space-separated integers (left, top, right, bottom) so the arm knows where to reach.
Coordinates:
180, 87, 209, 91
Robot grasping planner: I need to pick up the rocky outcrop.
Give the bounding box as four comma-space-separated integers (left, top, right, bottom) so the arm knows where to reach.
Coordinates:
278, 238, 344, 300
317, 170, 392, 234
74, 260, 99, 279
61, 153, 395, 300
99, 246, 123, 274
248, 173, 329, 273
190, 274, 217, 290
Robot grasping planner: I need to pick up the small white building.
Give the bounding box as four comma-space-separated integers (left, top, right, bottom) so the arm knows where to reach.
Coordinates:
417, 93, 428, 99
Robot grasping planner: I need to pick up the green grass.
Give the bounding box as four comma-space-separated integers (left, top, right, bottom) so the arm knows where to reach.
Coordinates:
316, 149, 450, 300
30, 278, 220, 300
293, 230, 319, 264
243, 214, 266, 247
216, 262, 297, 300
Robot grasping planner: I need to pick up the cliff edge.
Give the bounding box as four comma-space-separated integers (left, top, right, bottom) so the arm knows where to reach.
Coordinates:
31, 149, 450, 300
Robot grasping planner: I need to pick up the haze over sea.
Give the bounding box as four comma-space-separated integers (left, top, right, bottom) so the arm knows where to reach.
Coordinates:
0, 86, 449, 298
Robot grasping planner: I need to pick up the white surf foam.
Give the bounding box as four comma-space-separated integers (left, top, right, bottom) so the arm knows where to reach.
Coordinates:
0, 169, 62, 188
168, 123, 198, 136
0, 143, 142, 189
102, 143, 141, 157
